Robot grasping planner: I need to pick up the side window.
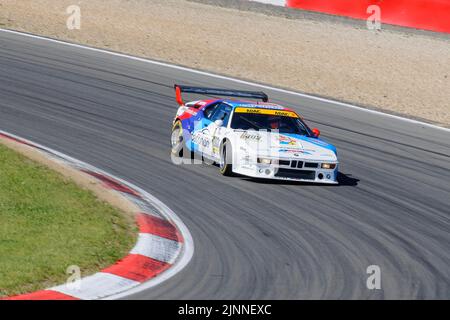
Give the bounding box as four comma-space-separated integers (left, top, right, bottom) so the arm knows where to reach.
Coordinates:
203, 102, 220, 120
211, 103, 233, 126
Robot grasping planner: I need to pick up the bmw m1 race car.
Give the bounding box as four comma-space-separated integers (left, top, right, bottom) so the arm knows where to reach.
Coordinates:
171, 85, 339, 184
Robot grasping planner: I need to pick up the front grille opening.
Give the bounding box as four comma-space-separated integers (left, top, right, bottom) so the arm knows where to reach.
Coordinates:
279, 160, 290, 166
275, 169, 315, 180
304, 162, 319, 168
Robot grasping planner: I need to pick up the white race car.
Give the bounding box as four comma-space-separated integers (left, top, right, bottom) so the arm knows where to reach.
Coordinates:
171, 85, 339, 184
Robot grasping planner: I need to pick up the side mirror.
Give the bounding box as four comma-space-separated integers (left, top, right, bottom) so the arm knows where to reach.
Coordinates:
214, 120, 224, 127
312, 128, 320, 137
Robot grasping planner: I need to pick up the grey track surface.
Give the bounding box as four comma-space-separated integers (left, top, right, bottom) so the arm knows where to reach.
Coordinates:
1, 31, 449, 299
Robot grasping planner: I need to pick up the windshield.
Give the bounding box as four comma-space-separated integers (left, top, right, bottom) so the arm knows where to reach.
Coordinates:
230, 109, 311, 135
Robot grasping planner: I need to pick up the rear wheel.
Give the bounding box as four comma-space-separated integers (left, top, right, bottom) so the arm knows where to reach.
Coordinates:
219, 141, 233, 176
171, 121, 183, 157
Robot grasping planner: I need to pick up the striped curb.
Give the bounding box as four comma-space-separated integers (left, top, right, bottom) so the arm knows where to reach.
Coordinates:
0, 130, 194, 300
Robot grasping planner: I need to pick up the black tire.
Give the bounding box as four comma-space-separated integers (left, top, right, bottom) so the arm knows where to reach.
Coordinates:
171, 121, 183, 157
219, 141, 233, 176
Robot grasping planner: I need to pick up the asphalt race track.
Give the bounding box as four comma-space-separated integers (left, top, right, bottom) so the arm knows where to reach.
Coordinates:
0, 31, 449, 299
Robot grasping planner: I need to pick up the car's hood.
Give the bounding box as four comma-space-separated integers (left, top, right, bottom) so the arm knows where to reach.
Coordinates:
235, 131, 338, 162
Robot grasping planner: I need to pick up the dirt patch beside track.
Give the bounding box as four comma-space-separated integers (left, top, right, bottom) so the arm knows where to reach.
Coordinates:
1, 0, 449, 126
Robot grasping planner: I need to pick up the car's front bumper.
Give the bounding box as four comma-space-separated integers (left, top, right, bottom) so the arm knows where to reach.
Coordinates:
233, 160, 339, 184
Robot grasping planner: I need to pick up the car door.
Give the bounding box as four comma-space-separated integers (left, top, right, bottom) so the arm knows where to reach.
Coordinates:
204, 103, 233, 159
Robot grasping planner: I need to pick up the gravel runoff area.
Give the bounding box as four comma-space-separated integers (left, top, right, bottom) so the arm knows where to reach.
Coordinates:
0, 0, 449, 127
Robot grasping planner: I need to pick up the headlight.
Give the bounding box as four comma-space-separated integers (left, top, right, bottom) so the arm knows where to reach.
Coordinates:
321, 163, 336, 169
257, 158, 272, 165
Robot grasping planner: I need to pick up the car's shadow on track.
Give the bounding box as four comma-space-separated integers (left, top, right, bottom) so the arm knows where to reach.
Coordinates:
336, 172, 359, 186
239, 172, 359, 186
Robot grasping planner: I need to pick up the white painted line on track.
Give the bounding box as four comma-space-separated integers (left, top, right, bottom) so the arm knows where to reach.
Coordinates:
1, 28, 448, 133
249, 0, 286, 6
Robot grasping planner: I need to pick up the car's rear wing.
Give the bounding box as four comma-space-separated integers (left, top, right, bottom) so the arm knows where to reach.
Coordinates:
174, 84, 269, 105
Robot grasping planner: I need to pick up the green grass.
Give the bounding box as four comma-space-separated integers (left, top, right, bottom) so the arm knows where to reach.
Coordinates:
0, 144, 136, 297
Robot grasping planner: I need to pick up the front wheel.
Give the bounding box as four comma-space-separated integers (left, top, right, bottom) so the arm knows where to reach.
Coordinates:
219, 141, 233, 176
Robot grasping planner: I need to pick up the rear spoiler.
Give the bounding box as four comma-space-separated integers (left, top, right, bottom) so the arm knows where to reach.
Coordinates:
174, 84, 269, 105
